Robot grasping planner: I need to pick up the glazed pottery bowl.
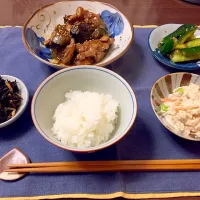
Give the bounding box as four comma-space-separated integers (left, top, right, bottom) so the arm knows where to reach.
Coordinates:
149, 24, 200, 70
0, 75, 29, 128
31, 66, 137, 152
22, 1, 133, 69
151, 72, 200, 141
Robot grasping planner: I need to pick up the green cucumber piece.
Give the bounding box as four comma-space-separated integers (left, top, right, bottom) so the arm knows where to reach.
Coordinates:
175, 38, 200, 49
170, 46, 200, 62
158, 24, 198, 55
186, 34, 196, 42
159, 38, 175, 55
159, 24, 196, 45
178, 28, 197, 45
182, 46, 200, 54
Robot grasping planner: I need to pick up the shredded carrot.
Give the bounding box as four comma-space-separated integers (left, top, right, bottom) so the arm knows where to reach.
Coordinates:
161, 98, 177, 102
175, 106, 199, 111
5, 81, 13, 92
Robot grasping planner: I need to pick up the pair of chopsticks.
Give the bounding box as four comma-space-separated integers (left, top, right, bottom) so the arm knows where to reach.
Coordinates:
5, 160, 200, 173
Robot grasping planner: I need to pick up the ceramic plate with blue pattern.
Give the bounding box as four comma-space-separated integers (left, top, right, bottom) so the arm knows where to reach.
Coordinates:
148, 24, 200, 70
22, 1, 133, 69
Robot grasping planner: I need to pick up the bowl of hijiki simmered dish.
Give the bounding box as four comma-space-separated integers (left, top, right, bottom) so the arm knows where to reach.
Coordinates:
151, 72, 200, 141
0, 75, 29, 128
31, 66, 137, 152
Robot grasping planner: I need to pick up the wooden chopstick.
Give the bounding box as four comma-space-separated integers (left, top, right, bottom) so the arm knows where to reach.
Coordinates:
5, 164, 200, 173
5, 160, 200, 173
7, 159, 200, 168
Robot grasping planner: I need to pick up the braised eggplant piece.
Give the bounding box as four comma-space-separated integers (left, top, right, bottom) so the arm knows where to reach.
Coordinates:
0, 76, 22, 123
44, 25, 71, 48
70, 22, 95, 43
70, 22, 108, 43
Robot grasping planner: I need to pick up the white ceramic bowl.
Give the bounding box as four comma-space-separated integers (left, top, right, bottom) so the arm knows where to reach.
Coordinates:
149, 24, 200, 70
31, 66, 137, 152
151, 72, 200, 141
22, 1, 133, 69
0, 75, 29, 128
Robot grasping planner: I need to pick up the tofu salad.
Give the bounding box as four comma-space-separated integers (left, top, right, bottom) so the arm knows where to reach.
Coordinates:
160, 83, 200, 138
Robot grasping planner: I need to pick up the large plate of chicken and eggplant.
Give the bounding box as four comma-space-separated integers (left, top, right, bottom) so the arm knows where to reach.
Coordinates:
23, 1, 133, 69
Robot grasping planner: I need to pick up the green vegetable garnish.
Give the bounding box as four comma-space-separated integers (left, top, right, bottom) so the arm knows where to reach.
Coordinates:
175, 87, 184, 95
160, 103, 168, 112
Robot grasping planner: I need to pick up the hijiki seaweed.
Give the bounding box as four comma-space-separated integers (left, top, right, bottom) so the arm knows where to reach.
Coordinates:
0, 76, 22, 123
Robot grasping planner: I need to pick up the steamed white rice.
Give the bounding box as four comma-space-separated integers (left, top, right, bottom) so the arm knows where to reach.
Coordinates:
52, 91, 119, 148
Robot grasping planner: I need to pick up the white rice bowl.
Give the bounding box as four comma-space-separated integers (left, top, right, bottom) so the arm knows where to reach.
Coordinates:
52, 91, 119, 148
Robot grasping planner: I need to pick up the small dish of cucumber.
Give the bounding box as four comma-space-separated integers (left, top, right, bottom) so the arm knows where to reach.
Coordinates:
149, 24, 200, 70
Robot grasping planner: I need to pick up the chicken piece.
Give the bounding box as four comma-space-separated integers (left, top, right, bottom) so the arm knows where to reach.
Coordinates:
74, 57, 94, 65
44, 25, 71, 48
64, 7, 108, 42
74, 36, 114, 65
76, 7, 84, 18
64, 7, 84, 24
62, 39, 76, 64
108, 37, 115, 44
100, 35, 110, 42
66, 24, 72, 32
95, 51, 106, 62
56, 39, 76, 64
64, 7, 106, 29
81, 7, 106, 28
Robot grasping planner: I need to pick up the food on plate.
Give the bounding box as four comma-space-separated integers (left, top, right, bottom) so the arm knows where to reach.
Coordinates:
175, 38, 200, 49
160, 83, 200, 138
44, 24, 71, 48
75, 36, 114, 65
157, 24, 200, 62
170, 46, 200, 62
158, 24, 197, 55
0, 76, 22, 123
44, 7, 114, 65
52, 91, 119, 148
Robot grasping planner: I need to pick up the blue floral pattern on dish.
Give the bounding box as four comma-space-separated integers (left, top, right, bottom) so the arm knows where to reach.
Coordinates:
100, 10, 124, 38
25, 28, 52, 61
153, 48, 200, 70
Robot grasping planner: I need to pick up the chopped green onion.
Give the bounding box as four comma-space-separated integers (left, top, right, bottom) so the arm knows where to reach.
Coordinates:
160, 103, 168, 112
175, 87, 184, 95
